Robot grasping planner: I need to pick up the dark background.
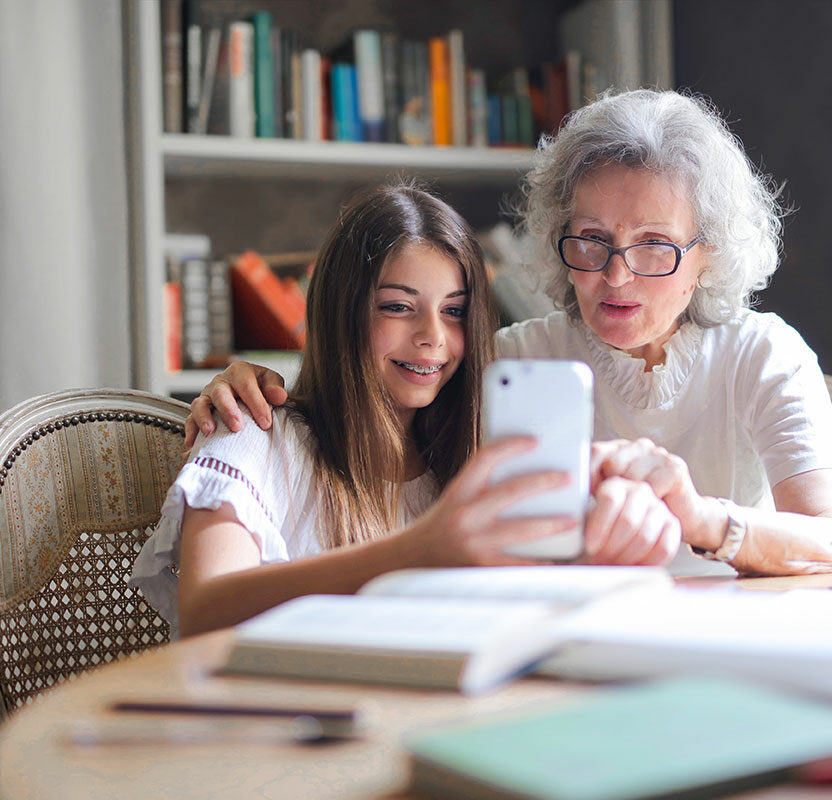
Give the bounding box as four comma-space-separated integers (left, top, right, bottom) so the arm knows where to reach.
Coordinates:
674, 0, 832, 371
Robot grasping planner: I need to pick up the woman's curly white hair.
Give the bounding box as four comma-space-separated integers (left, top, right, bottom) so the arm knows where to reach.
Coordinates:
520, 89, 785, 327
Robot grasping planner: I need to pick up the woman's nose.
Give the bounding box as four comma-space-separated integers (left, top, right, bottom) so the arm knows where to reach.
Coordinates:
603, 253, 635, 287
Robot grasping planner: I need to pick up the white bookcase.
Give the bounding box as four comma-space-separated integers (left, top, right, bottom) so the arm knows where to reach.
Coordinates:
124, 0, 536, 398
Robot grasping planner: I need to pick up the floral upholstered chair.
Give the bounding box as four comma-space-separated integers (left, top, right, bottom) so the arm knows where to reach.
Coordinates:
0, 388, 189, 717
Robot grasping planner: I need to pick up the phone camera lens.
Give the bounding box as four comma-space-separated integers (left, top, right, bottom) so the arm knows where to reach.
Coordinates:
500, 377, 510, 386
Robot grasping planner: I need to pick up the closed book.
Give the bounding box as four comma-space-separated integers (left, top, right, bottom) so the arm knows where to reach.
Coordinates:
319, 56, 332, 140
428, 37, 451, 146
516, 94, 534, 146
163, 275, 182, 373
180, 258, 211, 368
184, 10, 201, 133
399, 40, 430, 145
407, 677, 832, 800
269, 26, 284, 137
467, 68, 487, 147
230, 251, 306, 351
207, 259, 233, 358
380, 31, 400, 143
290, 49, 303, 139
301, 49, 322, 141
486, 93, 502, 145
331, 63, 358, 141
447, 29, 467, 146
228, 21, 255, 138
539, 61, 569, 135
207, 31, 230, 135
354, 29, 385, 142
280, 29, 298, 138
162, 0, 183, 133
196, 26, 221, 135
222, 566, 671, 694
500, 94, 518, 145
252, 11, 275, 138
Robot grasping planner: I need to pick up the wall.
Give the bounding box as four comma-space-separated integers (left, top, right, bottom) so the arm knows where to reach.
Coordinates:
674, 0, 832, 371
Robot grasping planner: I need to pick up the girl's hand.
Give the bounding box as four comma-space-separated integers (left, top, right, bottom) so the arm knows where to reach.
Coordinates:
591, 438, 724, 553
403, 437, 577, 567
185, 361, 288, 447
583, 476, 681, 566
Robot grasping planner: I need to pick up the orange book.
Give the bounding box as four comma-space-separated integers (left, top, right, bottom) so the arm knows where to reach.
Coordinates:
163, 280, 182, 372
231, 251, 306, 350
428, 37, 451, 146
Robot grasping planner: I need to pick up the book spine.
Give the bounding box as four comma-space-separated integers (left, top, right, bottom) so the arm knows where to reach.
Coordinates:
447, 29, 467, 146
564, 49, 582, 111
162, 0, 183, 133
270, 26, 284, 137
354, 30, 384, 143
229, 21, 255, 138
301, 49, 322, 141
185, 20, 202, 133
231, 251, 306, 351
349, 64, 363, 142
428, 37, 451, 146
196, 26, 221, 135
180, 258, 211, 368
467, 68, 487, 147
320, 56, 332, 140
501, 94, 519, 145
486, 93, 502, 145
252, 11, 275, 138
207, 259, 234, 358
380, 31, 400, 143
163, 266, 183, 373
517, 94, 534, 146
281, 29, 298, 138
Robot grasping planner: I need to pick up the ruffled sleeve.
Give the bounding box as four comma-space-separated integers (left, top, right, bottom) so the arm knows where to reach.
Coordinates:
129, 409, 318, 637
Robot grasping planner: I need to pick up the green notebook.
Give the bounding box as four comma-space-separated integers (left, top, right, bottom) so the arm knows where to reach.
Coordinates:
406, 677, 832, 800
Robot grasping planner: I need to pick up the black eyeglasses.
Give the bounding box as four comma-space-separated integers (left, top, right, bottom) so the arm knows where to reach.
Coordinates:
557, 234, 703, 277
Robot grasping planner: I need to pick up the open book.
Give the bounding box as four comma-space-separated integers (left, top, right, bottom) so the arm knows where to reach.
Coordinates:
221, 566, 671, 695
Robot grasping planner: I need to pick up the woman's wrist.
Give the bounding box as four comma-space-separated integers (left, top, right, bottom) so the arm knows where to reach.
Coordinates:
684, 495, 731, 553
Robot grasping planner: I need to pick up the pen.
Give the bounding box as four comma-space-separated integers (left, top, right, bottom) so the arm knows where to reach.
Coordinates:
110, 700, 358, 721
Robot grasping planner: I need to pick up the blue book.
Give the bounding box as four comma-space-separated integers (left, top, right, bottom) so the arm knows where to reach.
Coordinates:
331, 63, 358, 141
486, 94, 502, 145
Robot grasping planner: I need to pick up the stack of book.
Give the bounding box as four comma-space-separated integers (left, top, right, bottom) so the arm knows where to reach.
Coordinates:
161, 3, 582, 147
164, 233, 312, 372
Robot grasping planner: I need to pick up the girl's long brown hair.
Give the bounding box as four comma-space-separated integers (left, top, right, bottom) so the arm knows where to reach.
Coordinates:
287, 182, 497, 548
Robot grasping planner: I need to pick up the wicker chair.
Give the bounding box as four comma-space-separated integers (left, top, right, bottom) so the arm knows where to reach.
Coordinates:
0, 388, 189, 717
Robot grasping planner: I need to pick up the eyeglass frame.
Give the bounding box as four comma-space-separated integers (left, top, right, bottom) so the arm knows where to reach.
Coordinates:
556, 233, 704, 277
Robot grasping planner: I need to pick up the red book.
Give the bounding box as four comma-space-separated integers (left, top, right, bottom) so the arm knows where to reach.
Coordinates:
163, 281, 183, 372
231, 251, 306, 350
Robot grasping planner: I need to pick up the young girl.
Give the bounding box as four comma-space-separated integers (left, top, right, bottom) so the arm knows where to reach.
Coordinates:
131, 183, 679, 638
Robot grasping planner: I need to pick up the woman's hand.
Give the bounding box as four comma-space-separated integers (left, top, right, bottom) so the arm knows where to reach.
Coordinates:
402, 437, 578, 567
584, 476, 681, 565
185, 361, 288, 447
591, 438, 725, 553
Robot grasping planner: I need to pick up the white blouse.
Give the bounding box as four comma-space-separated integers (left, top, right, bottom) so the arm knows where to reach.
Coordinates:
496, 308, 832, 575
130, 410, 438, 637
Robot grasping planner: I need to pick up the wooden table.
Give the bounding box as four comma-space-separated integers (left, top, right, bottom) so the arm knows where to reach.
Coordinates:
1, 575, 831, 800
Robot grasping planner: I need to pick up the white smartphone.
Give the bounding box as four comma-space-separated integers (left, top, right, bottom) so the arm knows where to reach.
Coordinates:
483, 359, 594, 560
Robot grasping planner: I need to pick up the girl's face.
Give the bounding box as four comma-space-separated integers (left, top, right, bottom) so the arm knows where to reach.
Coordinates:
371, 242, 467, 427
567, 163, 707, 370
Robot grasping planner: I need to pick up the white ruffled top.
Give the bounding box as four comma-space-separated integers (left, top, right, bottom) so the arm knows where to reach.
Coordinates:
495, 308, 832, 576
130, 409, 438, 637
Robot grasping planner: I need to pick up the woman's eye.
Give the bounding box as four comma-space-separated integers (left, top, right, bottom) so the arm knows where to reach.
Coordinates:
443, 306, 468, 319
378, 303, 409, 313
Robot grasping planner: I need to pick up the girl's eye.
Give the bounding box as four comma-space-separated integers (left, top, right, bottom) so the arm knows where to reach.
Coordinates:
443, 306, 468, 318
378, 303, 410, 313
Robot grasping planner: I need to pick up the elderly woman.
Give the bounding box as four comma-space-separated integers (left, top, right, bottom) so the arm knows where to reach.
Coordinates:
188, 89, 832, 577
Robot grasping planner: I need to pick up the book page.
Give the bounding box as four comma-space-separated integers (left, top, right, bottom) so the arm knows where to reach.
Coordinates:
237, 594, 555, 653
358, 565, 671, 609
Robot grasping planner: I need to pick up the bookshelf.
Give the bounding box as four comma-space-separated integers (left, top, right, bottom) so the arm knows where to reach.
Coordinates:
125, 0, 539, 398
124, 0, 672, 399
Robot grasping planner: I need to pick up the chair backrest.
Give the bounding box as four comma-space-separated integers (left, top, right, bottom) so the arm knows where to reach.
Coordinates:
0, 388, 189, 716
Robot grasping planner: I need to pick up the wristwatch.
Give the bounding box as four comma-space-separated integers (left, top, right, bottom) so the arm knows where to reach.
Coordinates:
692, 498, 748, 564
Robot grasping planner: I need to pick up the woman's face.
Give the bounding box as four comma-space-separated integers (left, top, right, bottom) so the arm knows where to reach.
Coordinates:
371, 242, 467, 427
567, 163, 707, 369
